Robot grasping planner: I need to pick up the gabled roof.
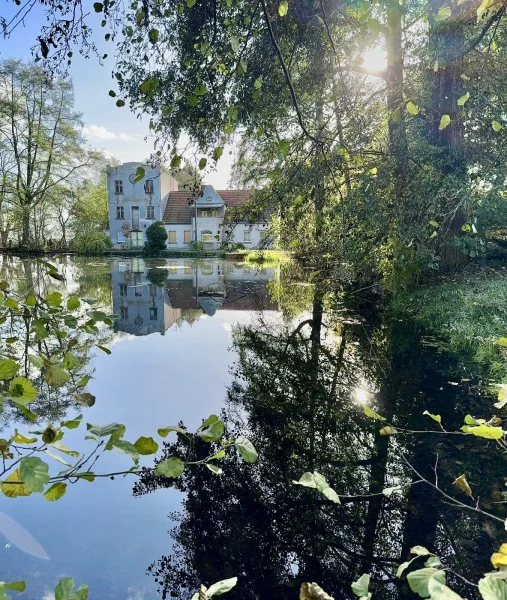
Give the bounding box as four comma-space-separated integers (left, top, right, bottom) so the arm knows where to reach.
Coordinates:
162, 188, 253, 224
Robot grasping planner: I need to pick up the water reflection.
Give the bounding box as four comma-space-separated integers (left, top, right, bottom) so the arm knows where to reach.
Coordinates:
136, 285, 506, 600
112, 258, 279, 336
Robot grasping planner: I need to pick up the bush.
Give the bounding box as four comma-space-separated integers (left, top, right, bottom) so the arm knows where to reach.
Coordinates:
189, 241, 205, 253
73, 231, 112, 255
144, 221, 167, 256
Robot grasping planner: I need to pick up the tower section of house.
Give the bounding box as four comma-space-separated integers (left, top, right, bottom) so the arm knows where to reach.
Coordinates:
107, 162, 178, 249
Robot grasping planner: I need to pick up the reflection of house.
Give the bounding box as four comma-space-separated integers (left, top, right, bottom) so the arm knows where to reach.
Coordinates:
112, 258, 279, 336
107, 162, 272, 249
112, 258, 180, 335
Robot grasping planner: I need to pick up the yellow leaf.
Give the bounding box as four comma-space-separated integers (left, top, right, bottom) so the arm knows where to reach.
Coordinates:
492, 120, 502, 132
1, 469, 31, 498
439, 114, 451, 130
406, 101, 419, 116
435, 6, 452, 21
380, 426, 397, 435
363, 406, 386, 421
423, 410, 441, 424
433, 60, 439, 72
12, 430, 37, 445
491, 543, 507, 568
453, 474, 472, 497
457, 92, 470, 106
278, 0, 288, 16
461, 424, 504, 439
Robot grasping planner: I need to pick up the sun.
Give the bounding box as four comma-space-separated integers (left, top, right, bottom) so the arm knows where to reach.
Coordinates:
361, 46, 387, 72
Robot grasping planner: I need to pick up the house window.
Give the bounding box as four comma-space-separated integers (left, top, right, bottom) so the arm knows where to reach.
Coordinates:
149, 307, 158, 321
168, 231, 177, 244
201, 232, 213, 243
131, 231, 144, 247
119, 284, 127, 297
147, 206, 155, 219
144, 179, 154, 194
115, 180, 123, 194
116, 206, 124, 219
148, 284, 156, 297
184, 230, 192, 243
243, 230, 251, 243
117, 231, 126, 244
200, 210, 208, 217
120, 306, 128, 319
201, 262, 213, 275
134, 274, 142, 297
211, 209, 220, 218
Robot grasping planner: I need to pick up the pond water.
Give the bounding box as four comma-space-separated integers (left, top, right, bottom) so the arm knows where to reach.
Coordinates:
0, 255, 505, 600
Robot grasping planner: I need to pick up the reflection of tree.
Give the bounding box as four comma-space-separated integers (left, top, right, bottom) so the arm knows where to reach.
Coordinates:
135, 285, 507, 600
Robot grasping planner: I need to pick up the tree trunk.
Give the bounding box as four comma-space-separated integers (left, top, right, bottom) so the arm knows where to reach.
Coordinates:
21, 207, 30, 248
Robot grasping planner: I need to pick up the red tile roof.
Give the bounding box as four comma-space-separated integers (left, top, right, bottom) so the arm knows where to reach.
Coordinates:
162, 189, 253, 224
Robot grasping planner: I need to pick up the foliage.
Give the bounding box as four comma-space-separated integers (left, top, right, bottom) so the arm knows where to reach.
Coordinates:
72, 231, 112, 255
244, 250, 289, 266
144, 221, 168, 256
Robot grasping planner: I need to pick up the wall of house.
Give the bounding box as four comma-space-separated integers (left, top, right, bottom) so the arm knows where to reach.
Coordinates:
224, 223, 272, 249
160, 170, 179, 217
164, 224, 194, 248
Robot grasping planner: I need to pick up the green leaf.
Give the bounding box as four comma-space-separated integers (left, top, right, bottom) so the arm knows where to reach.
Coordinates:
207, 578, 238, 596
19, 457, 50, 493
278, 0, 288, 15
87, 422, 123, 437
158, 425, 187, 437
133, 167, 145, 183
44, 365, 71, 388
435, 6, 451, 20
457, 92, 470, 106
0, 359, 19, 380
293, 471, 340, 503
411, 545, 431, 556
116, 99, 125, 107
55, 577, 89, 600
464, 414, 479, 425
46, 292, 62, 307
479, 577, 507, 600
155, 457, 185, 478
197, 415, 224, 442
187, 95, 199, 106
134, 436, 159, 455
194, 84, 207, 96
254, 76, 263, 89
93, 2, 103, 11
25, 296, 36, 307
50, 442, 80, 457
1, 469, 31, 498
230, 36, 239, 53
67, 296, 80, 310
206, 464, 223, 475
61, 414, 83, 430
140, 78, 158, 95
15, 404, 37, 420
62, 352, 80, 371
235, 436, 258, 462
75, 471, 95, 482
44, 449, 72, 467
427, 578, 463, 600
73, 392, 96, 407
429, 220, 439, 227
407, 568, 446, 598
461, 424, 504, 439
9, 377, 37, 405
198, 158, 207, 170
406, 101, 419, 116
96, 345, 111, 355
112, 440, 139, 463
352, 574, 370, 598
363, 406, 386, 421
43, 482, 67, 501
0, 582, 26, 592
423, 410, 441, 424
149, 28, 160, 42
213, 146, 224, 161
12, 430, 37, 444
497, 338, 507, 347
492, 120, 502, 132
28, 354, 44, 369
439, 114, 451, 130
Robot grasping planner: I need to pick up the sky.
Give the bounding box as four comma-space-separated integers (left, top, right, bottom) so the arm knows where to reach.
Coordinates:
0, 2, 234, 188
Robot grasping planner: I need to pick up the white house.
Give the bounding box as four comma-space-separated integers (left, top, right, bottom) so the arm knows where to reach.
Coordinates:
107, 162, 272, 250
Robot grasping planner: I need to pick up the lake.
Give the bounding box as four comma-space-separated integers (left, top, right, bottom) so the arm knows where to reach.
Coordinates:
0, 255, 504, 600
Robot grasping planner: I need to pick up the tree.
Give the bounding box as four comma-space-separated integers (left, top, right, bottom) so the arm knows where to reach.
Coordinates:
0, 60, 97, 247
144, 221, 168, 255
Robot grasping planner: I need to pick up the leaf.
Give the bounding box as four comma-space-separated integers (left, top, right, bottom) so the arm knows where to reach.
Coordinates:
140, 78, 158, 95
380, 426, 397, 435
45, 292, 62, 307
213, 146, 224, 161
497, 339, 507, 348
457, 92, 470, 106
44, 365, 70, 388
54, 577, 89, 600
12, 430, 37, 444
155, 457, 185, 478
434, 60, 439, 72
67, 296, 80, 310
198, 158, 207, 170
149, 27, 160, 42
406, 101, 419, 116
4, 298, 18, 310
133, 167, 145, 182
427, 578, 464, 600
407, 568, 446, 598
479, 577, 507, 600
187, 95, 199, 106
453, 474, 472, 497
28, 354, 44, 369
116, 99, 125, 107
439, 115, 451, 130
207, 577, 238, 596
62, 352, 80, 371
423, 410, 441, 424
44, 449, 72, 467
112, 440, 139, 464
278, 0, 288, 15
493, 121, 502, 132
435, 6, 451, 20
1, 469, 31, 498
86, 422, 123, 437
73, 392, 96, 407
158, 425, 187, 437
352, 574, 370, 598
293, 471, 340, 504
411, 546, 431, 556
0, 581, 26, 592
51, 442, 80, 457
194, 84, 207, 96
491, 544, 507, 569
60, 414, 83, 430
230, 36, 239, 53
363, 406, 386, 421
397, 557, 418, 578
206, 464, 223, 475
43, 482, 67, 502
0, 359, 19, 380
19, 457, 50, 493
134, 436, 159, 455
382, 486, 401, 497
461, 424, 504, 439
9, 377, 37, 405
75, 472, 95, 482
197, 415, 224, 442
93, 2, 103, 11
235, 436, 258, 462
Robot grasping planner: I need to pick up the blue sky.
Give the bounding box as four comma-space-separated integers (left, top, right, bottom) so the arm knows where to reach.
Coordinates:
0, 2, 233, 187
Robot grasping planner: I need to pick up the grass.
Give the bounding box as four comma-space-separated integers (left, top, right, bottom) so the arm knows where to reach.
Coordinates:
243, 250, 290, 266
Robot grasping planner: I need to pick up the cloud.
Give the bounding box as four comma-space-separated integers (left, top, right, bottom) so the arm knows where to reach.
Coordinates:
81, 124, 137, 143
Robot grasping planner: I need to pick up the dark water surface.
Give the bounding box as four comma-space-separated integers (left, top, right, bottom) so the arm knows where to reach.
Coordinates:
0, 255, 504, 600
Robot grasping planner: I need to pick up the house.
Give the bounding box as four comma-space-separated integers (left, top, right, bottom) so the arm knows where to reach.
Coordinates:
107, 162, 271, 249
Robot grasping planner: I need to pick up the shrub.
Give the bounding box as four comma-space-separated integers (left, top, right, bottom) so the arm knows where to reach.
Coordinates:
73, 231, 112, 255
189, 241, 205, 253
144, 221, 167, 256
